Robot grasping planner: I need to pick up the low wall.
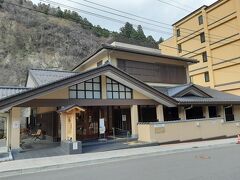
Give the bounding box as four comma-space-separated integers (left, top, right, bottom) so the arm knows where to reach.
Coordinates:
138, 118, 240, 143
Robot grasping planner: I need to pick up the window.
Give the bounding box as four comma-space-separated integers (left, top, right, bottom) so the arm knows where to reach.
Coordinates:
200, 32, 205, 43
163, 107, 180, 121
204, 72, 210, 82
198, 15, 203, 25
208, 106, 218, 118
176, 29, 181, 37
178, 44, 182, 53
202, 51, 208, 62
186, 107, 204, 120
138, 106, 157, 122
69, 77, 101, 99
225, 106, 235, 121
107, 77, 132, 99
97, 60, 103, 67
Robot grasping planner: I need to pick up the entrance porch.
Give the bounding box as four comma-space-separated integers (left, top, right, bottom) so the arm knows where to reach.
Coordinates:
59, 105, 134, 142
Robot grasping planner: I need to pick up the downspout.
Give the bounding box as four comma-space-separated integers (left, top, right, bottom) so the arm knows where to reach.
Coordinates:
184, 105, 193, 110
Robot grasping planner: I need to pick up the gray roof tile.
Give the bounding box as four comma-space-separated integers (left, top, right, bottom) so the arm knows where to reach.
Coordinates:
152, 84, 240, 104
0, 86, 30, 100
29, 69, 77, 86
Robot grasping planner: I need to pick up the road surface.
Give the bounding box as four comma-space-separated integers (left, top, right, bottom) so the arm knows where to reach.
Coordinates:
2, 144, 240, 180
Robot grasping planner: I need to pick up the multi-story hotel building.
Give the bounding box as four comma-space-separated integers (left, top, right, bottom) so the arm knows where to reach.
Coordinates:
160, 0, 240, 95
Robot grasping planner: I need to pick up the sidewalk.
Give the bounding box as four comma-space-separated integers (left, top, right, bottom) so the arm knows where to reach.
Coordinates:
0, 138, 237, 177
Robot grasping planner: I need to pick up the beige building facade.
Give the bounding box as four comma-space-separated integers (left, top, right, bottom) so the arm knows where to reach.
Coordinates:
160, 0, 240, 96
1, 42, 240, 153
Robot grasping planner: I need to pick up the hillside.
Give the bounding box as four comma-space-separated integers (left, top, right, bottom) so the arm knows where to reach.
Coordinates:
0, 0, 106, 86
0, 0, 162, 86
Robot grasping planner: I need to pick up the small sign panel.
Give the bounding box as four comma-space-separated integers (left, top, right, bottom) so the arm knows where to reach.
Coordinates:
12, 121, 20, 129
99, 118, 105, 134
122, 115, 127, 122
73, 142, 78, 150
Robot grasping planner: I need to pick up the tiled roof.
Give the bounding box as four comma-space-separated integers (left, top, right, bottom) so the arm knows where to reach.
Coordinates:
167, 84, 192, 97
0, 86, 30, 100
29, 69, 77, 86
152, 84, 240, 104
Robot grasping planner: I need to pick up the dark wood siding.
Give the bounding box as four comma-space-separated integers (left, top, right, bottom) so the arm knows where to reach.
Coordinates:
117, 59, 187, 84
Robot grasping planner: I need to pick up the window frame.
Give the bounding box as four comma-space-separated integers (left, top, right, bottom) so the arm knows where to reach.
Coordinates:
198, 15, 203, 25
200, 32, 206, 43
202, 51, 208, 62
176, 29, 181, 37
69, 76, 101, 99
106, 77, 133, 99
178, 44, 182, 53
204, 71, 210, 82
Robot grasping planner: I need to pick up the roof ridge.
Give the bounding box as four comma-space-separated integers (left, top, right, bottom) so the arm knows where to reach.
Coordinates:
29, 68, 77, 73
0, 86, 30, 89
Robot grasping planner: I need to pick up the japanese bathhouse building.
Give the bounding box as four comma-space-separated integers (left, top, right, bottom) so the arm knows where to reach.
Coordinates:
1, 42, 240, 153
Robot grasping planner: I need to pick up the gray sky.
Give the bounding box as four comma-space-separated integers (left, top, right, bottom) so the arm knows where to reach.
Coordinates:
31, 0, 216, 40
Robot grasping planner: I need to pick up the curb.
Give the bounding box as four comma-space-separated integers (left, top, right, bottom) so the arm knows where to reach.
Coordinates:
0, 140, 236, 178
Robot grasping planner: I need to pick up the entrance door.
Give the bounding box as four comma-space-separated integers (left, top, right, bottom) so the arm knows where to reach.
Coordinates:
76, 107, 99, 141
113, 107, 131, 134
0, 116, 7, 147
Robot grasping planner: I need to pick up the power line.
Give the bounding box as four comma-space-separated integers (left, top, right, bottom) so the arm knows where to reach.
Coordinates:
172, 0, 240, 31
4, 1, 240, 68
82, 0, 240, 44
41, 0, 240, 47
40, 0, 174, 35
42, 0, 240, 67
156, 0, 240, 31
49, 0, 240, 48
43, 0, 175, 32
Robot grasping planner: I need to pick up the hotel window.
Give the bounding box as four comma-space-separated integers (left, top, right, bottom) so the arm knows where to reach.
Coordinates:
204, 72, 209, 82
176, 29, 181, 37
69, 77, 101, 99
202, 51, 208, 62
178, 44, 182, 53
106, 77, 132, 99
200, 32, 205, 43
198, 15, 203, 25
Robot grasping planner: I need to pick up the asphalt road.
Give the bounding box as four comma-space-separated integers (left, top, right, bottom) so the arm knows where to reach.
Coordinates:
2, 144, 240, 180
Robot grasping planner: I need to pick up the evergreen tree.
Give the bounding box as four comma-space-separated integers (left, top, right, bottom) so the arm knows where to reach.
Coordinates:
56, 7, 63, 18
158, 37, 164, 44
119, 22, 136, 39
136, 25, 146, 41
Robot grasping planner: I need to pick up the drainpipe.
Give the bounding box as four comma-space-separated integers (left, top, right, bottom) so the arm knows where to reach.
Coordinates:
184, 105, 193, 110
224, 105, 232, 109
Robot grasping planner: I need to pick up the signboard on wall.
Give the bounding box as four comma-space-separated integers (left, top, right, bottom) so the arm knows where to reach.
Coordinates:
12, 121, 20, 129
73, 142, 78, 150
122, 115, 127, 122
99, 118, 105, 134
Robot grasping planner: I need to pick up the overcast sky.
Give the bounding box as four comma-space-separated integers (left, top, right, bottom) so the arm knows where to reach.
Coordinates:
31, 0, 216, 40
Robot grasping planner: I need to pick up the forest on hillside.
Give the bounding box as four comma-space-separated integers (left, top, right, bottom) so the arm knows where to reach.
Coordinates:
0, 0, 163, 85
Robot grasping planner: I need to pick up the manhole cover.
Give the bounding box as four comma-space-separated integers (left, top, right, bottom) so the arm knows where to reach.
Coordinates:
195, 155, 211, 160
